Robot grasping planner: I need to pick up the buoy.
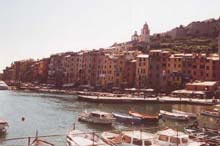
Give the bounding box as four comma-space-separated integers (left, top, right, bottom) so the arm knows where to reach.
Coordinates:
21, 117, 25, 121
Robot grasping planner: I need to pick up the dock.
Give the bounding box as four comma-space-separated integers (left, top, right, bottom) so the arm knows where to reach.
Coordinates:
78, 95, 219, 105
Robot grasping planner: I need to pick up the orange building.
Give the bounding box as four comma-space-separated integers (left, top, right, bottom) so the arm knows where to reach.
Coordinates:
135, 54, 149, 88
186, 81, 218, 92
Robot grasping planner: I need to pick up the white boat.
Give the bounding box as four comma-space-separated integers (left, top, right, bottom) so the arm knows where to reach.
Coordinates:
154, 128, 205, 146
0, 120, 8, 133
122, 130, 155, 146
172, 109, 197, 119
0, 81, 8, 90
159, 110, 189, 121
66, 129, 109, 146
78, 111, 115, 125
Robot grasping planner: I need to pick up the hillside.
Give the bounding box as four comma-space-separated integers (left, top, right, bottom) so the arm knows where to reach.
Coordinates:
150, 17, 220, 53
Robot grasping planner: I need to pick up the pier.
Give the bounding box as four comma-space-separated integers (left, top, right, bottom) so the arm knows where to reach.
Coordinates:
78, 95, 219, 105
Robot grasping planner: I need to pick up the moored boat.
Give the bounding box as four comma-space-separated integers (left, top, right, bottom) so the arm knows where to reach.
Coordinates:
112, 112, 142, 125
172, 109, 197, 119
184, 126, 220, 145
0, 120, 8, 134
0, 81, 8, 90
159, 110, 189, 121
128, 110, 159, 123
201, 109, 220, 118
155, 128, 205, 146
78, 111, 115, 125
67, 129, 109, 146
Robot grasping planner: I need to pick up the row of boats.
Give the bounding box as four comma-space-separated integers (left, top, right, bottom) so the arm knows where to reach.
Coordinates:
78, 108, 220, 126
66, 128, 208, 146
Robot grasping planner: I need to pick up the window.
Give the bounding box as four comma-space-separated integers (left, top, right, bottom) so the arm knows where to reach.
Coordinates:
170, 137, 180, 144
182, 138, 188, 143
159, 135, 168, 142
194, 72, 196, 76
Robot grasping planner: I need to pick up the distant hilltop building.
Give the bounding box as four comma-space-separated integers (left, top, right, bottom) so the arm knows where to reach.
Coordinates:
131, 22, 150, 44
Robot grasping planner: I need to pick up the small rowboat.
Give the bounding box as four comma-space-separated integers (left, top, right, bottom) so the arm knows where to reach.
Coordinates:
112, 112, 142, 125
201, 110, 220, 118
159, 110, 189, 121
172, 109, 197, 119
128, 110, 159, 122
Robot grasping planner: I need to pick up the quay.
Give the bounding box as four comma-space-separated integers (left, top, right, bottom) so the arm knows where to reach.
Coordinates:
78, 95, 219, 105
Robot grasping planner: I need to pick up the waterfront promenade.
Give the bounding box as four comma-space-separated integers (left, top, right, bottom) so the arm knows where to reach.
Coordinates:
78, 95, 219, 105
12, 86, 220, 106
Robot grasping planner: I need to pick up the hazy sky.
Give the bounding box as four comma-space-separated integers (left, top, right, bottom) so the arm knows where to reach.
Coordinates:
0, 0, 219, 72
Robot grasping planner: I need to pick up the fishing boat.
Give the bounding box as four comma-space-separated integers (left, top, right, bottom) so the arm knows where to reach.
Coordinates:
66, 129, 109, 146
112, 112, 142, 125
184, 126, 220, 145
0, 120, 8, 133
159, 110, 189, 121
172, 109, 197, 119
122, 130, 155, 146
128, 110, 159, 123
78, 111, 115, 125
201, 109, 220, 118
155, 128, 205, 146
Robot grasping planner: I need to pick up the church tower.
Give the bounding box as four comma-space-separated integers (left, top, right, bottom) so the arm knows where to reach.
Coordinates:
140, 22, 150, 43
131, 31, 139, 41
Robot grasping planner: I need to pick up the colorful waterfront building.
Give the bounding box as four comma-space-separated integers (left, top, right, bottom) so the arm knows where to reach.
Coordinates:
135, 54, 149, 88
186, 81, 218, 92
148, 50, 171, 90
47, 53, 66, 87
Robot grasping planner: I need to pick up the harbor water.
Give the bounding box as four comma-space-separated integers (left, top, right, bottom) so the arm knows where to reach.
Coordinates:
0, 90, 219, 146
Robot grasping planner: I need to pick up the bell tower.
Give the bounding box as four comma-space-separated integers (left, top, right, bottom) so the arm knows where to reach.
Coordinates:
140, 22, 150, 43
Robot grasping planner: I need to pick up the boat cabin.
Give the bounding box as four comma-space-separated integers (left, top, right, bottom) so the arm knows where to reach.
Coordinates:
122, 130, 154, 146
157, 129, 189, 146
90, 111, 113, 118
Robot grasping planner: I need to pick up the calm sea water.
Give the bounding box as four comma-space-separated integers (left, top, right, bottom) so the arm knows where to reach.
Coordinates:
0, 90, 218, 146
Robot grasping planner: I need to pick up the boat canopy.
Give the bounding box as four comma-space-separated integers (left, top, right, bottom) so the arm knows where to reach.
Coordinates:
172, 89, 205, 95
91, 111, 112, 116
122, 131, 155, 140
158, 129, 188, 139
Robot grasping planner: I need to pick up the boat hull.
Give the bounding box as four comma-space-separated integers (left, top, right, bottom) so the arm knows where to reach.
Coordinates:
112, 112, 142, 125
128, 110, 159, 123
159, 110, 189, 121
78, 112, 115, 125
201, 111, 220, 118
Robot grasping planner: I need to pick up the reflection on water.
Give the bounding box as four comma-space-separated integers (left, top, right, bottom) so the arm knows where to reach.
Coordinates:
0, 90, 218, 145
